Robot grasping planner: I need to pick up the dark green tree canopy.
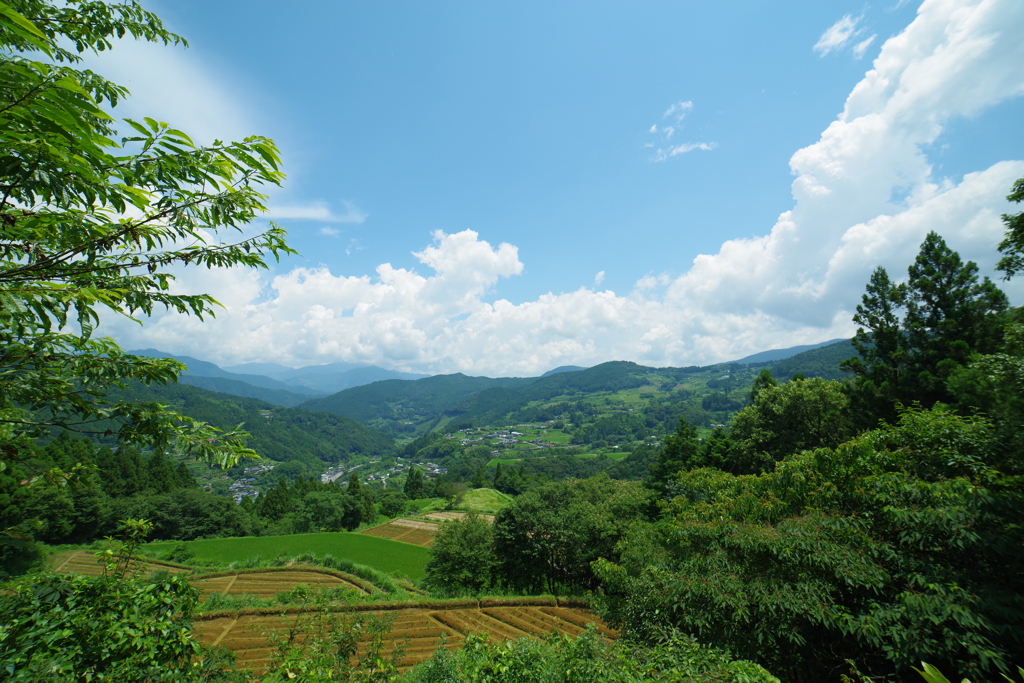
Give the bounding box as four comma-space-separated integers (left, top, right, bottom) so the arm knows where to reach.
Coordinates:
403, 466, 425, 499
730, 376, 853, 473
996, 176, 1024, 278
844, 231, 1008, 424
597, 406, 1024, 680
423, 512, 497, 595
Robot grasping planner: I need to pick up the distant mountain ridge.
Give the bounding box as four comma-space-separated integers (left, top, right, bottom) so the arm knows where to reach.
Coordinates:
224, 360, 362, 379
128, 349, 430, 405
542, 365, 587, 377
127, 339, 859, 437
296, 341, 860, 435
731, 339, 848, 364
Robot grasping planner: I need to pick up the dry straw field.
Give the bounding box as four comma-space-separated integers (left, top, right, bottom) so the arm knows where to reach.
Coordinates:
191, 566, 373, 598
193, 597, 615, 673
51, 549, 616, 675
50, 550, 191, 577
359, 512, 498, 548
359, 518, 440, 547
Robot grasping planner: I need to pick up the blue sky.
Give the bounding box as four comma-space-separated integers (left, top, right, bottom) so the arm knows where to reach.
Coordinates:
92, 0, 1024, 376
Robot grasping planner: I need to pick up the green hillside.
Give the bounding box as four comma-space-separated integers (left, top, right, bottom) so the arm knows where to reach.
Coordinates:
768, 339, 856, 380
297, 373, 536, 434
112, 382, 395, 466
444, 361, 671, 426
177, 374, 316, 407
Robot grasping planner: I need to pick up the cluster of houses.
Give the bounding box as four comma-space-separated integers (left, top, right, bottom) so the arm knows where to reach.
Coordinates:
229, 462, 280, 505
448, 425, 562, 451
319, 458, 448, 489
228, 463, 277, 503
320, 461, 366, 484
363, 459, 447, 487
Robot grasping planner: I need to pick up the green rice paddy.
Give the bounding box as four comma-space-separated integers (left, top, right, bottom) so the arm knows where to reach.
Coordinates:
143, 532, 429, 580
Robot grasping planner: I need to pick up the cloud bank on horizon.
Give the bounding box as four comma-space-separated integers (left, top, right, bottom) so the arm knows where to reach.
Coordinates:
101, 0, 1024, 377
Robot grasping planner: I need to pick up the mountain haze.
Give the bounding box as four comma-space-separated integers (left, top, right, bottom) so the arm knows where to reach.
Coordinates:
129, 349, 430, 405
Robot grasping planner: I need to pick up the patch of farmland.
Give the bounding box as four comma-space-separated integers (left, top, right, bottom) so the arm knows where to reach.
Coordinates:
421, 511, 495, 524
51, 550, 191, 578
360, 518, 439, 547
458, 488, 511, 514
142, 532, 430, 580
193, 598, 614, 674
191, 567, 372, 598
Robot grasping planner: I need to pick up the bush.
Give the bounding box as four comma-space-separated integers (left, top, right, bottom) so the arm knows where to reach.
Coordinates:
402, 627, 779, 683
0, 571, 239, 681
423, 512, 496, 595
596, 406, 1024, 680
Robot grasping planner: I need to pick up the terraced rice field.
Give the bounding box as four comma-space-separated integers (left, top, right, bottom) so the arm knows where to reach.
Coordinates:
142, 533, 430, 580
50, 550, 190, 577
51, 553, 372, 599
360, 518, 439, 547
191, 567, 371, 598
193, 599, 614, 673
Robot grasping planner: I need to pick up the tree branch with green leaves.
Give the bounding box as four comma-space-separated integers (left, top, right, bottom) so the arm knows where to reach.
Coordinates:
0, 0, 295, 477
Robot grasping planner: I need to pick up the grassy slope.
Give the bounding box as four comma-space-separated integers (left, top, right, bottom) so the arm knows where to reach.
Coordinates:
458, 488, 512, 514
143, 533, 429, 580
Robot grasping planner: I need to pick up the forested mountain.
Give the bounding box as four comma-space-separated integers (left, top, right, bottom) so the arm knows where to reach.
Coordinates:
174, 375, 316, 407
765, 338, 856, 380
111, 383, 394, 467
296, 373, 538, 434
300, 349, 860, 437
444, 361, 669, 426
732, 338, 847, 364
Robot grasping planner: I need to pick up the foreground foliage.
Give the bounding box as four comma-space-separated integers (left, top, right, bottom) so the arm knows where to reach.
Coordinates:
405, 627, 778, 683
0, 0, 292, 482
0, 520, 242, 681
596, 406, 1024, 681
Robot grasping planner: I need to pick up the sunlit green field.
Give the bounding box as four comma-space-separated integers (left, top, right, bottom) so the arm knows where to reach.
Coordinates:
574, 451, 629, 460
143, 532, 429, 580
459, 487, 512, 514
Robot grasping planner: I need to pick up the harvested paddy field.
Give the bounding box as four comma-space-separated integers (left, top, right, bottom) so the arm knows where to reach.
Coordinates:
191, 567, 372, 598
193, 598, 615, 674
51, 550, 191, 577
360, 518, 439, 547
421, 511, 495, 523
